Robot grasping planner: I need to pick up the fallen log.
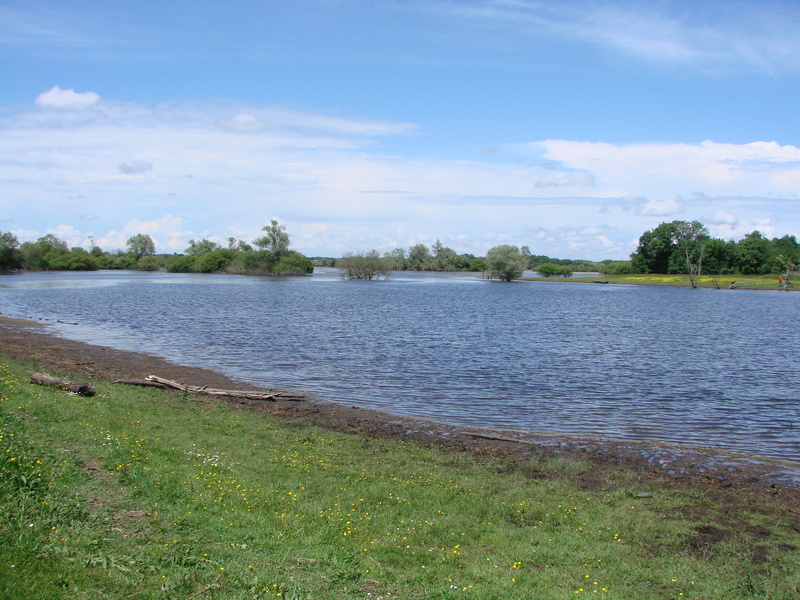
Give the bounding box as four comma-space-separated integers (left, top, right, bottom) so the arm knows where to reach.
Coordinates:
112, 378, 169, 389
139, 375, 305, 401
30, 373, 96, 397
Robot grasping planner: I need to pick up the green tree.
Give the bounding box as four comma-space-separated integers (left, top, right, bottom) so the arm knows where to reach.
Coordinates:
669, 220, 709, 288
126, 233, 156, 258
0, 231, 20, 270
186, 238, 220, 256
253, 220, 290, 256
431, 240, 458, 271
337, 251, 393, 280
630, 222, 679, 273
485, 245, 529, 281
383, 248, 407, 271
407, 243, 432, 271
737, 231, 772, 275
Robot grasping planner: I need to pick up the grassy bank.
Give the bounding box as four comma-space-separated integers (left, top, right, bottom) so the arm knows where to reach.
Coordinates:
1, 358, 799, 599
527, 273, 789, 290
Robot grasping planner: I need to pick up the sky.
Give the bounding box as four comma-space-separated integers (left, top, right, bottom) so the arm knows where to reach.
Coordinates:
2, 0, 800, 260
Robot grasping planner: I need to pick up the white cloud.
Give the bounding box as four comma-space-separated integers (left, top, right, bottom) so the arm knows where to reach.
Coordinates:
35, 86, 100, 110
4, 91, 800, 260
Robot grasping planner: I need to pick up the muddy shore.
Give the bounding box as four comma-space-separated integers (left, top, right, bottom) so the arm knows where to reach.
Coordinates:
2, 315, 800, 514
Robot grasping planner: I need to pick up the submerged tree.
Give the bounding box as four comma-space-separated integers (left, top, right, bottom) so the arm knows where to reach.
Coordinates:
336, 251, 393, 280
485, 245, 530, 282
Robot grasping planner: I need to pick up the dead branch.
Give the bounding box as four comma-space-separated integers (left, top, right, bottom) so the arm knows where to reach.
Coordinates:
113, 379, 169, 388
30, 373, 96, 396
135, 375, 305, 401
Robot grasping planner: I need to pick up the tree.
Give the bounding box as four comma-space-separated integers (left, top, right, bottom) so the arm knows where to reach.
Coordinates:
0, 231, 20, 270
253, 220, 290, 256
431, 239, 458, 271
186, 238, 220, 256
630, 222, 679, 274
336, 251, 393, 280
670, 220, 709, 288
126, 233, 156, 258
737, 231, 771, 275
383, 248, 407, 270
407, 243, 432, 271
485, 245, 529, 281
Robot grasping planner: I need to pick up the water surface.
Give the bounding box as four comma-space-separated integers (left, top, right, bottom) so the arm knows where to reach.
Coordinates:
2, 269, 798, 460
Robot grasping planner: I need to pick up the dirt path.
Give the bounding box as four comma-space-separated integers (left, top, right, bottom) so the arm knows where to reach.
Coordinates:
2, 315, 800, 516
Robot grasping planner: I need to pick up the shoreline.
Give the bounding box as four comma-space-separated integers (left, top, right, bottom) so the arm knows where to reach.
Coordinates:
1, 314, 799, 496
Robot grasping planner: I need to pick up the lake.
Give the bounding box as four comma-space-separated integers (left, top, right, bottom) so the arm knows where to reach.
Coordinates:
1, 269, 799, 461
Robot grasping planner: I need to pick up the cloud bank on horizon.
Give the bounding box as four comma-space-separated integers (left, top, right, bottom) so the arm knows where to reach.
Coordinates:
2, 0, 800, 260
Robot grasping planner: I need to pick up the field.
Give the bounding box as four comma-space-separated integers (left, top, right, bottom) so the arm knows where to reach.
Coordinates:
2, 354, 800, 599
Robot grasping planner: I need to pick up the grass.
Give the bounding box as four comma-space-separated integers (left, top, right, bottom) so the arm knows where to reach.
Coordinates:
541, 273, 790, 290
1, 358, 799, 599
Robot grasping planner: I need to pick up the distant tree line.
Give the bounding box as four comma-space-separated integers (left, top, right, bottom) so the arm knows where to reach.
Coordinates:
0, 220, 313, 276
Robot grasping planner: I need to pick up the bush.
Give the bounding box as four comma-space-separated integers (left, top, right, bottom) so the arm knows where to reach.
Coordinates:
165, 254, 198, 273
193, 249, 234, 273
337, 251, 393, 280
273, 252, 314, 275
536, 263, 573, 277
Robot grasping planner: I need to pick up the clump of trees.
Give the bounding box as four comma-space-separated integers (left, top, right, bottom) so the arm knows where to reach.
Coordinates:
336, 251, 393, 280
379, 240, 483, 272
165, 220, 313, 276
0, 231, 163, 272
630, 220, 799, 281
0, 220, 313, 276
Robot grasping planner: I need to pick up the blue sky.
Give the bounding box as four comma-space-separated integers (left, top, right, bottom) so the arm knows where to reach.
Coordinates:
2, 0, 800, 259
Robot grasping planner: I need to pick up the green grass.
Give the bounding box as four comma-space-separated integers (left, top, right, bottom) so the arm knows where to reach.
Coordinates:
1, 358, 799, 599
554, 273, 790, 290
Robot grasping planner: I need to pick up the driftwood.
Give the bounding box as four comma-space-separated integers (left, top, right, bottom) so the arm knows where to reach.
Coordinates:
114, 375, 304, 402
112, 378, 169, 389
30, 373, 96, 397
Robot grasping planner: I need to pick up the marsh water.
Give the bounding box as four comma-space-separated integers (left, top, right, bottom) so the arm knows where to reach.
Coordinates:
2, 269, 799, 461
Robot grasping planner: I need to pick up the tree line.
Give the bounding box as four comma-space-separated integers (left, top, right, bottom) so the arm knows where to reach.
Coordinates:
3, 219, 796, 283
0, 221, 313, 276
628, 220, 798, 284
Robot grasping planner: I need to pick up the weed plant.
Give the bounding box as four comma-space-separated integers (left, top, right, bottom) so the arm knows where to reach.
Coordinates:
0, 359, 798, 599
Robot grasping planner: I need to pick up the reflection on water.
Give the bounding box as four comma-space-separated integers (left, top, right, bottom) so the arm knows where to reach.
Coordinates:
2, 269, 799, 461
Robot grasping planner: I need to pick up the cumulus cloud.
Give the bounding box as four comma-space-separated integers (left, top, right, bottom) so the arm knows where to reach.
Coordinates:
35, 86, 100, 110
118, 160, 153, 175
